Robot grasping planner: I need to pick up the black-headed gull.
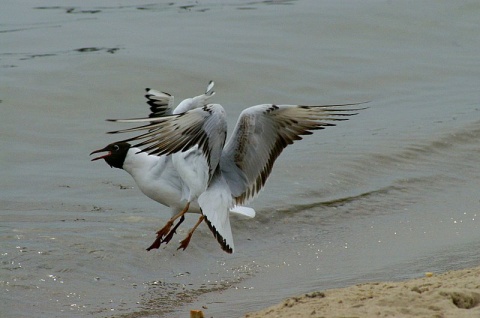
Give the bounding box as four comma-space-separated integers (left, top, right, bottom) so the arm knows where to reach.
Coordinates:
106, 86, 366, 253
91, 82, 255, 252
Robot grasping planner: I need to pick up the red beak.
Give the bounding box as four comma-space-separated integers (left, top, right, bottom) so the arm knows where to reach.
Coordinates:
90, 147, 111, 161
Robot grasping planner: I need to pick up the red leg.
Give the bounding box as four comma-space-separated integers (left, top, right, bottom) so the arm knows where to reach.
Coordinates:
162, 215, 185, 244
178, 215, 205, 251
146, 203, 190, 251
155, 202, 190, 238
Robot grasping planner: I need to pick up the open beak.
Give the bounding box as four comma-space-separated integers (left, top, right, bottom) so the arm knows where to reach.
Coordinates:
90, 147, 111, 161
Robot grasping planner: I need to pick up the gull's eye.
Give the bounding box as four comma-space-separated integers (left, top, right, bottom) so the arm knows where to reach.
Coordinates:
113, 145, 120, 151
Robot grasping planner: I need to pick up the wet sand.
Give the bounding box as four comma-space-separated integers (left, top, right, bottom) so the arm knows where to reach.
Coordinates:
244, 265, 480, 318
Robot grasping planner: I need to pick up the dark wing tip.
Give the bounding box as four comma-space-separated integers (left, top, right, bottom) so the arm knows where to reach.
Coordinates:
204, 216, 233, 254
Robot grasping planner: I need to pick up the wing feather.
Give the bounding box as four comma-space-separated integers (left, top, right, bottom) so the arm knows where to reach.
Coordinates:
108, 104, 227, 178
144, 88, 174, 118
220, 103, 367, 205
198, 168, 235, 253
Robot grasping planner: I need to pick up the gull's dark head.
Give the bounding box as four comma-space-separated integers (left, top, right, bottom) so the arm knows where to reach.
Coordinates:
90, 142, 131, 169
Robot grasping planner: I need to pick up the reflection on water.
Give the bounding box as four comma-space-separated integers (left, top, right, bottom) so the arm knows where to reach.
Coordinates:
1, 0, 480, 317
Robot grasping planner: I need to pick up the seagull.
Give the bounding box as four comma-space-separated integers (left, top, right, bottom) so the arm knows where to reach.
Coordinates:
91, 82, 255, 252
106, 88, 366, 253
165, 81, 224, 251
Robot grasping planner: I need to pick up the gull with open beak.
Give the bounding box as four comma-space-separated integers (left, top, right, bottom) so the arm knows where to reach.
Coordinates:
105, 85, 366, 253
91, 82, 255, 253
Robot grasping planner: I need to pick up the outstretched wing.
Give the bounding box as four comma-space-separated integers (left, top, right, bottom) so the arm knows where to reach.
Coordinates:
144, 88, 174, 117
107, 103, 227, 178
220, 103, 367, 205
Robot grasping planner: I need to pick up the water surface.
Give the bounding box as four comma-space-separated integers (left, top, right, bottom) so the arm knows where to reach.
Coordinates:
2, 1, 480, 317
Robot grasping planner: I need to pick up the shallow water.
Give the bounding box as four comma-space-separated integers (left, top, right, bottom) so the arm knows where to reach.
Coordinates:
2, 0, 480, 317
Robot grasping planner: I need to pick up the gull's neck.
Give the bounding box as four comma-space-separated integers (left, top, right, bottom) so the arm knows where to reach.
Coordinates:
122, 148, 165, 177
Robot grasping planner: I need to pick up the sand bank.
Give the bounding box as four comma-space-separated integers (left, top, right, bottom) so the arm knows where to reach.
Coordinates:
244, 266, 480, 317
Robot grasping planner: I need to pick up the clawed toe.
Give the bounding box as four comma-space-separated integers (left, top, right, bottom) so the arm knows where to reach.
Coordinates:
177, 234, 192, 251
176, 215, 204, 251
146, 215, 187, 251
162, 229, 176, 245
156, 221, 173, 238
146, 222, 172, 251
146, 236, 162, 251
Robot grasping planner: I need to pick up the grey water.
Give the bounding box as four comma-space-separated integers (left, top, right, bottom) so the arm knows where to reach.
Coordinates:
1, 0, 480, 317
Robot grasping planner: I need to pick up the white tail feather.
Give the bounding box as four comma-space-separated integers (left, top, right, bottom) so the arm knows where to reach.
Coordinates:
198, 175, 235, 253
229, 206, 255, 218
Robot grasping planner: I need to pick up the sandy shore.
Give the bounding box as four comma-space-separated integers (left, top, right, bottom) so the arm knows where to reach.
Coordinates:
244, 266, 480, 318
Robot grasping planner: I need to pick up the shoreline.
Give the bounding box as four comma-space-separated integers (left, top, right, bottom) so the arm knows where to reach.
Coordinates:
244, 265, 480, 317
